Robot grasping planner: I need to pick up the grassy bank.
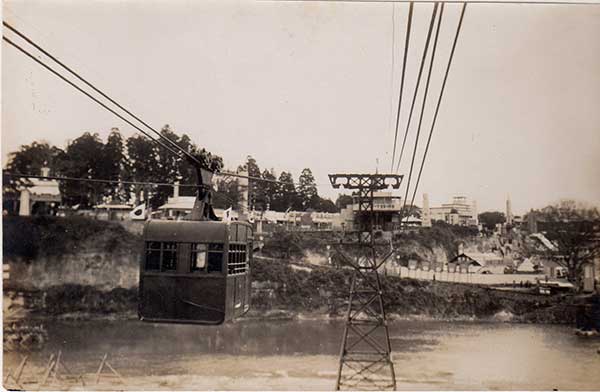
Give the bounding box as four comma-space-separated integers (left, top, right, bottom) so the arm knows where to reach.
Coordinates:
251, 257, 577, 323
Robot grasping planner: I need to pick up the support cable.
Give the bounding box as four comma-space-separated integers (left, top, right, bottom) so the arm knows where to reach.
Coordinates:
2, 36, 186, 161
387, 3, 396, 163
401, 2, 443, 219
407, 2, 467, 216
390, 2, 414, 172
2, 27, 289, 186
271, 0, 596, 5
394, 2, 438, 173
2, 21, 203, 166
4, 172, 200, 188
3, 170, 282, 187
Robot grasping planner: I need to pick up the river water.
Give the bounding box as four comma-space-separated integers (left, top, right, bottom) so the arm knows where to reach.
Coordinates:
4, 319, 600, 390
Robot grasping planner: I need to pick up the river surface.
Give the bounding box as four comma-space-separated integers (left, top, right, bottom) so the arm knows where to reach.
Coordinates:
4, 319, 600, 390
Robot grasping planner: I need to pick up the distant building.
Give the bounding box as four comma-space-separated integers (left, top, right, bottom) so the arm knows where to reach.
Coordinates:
156, 195, 339, 230
516, 258, 536, 273
541, 258, 567, 280
93, 203, 135, 221
4, 167, 61, 216
430, 196, 478, 226
448, 251, 508, 274
448, 253, 485, 273
582, 258, 600, 293
529, 232, 557, 252
337, 191, 409, 231
156, 195, 239, 221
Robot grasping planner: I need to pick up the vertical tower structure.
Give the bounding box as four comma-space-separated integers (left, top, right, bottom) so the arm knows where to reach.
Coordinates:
506, 194, 513, 225
329, 173, 402, 391
422, 193, 432, 227
237, 169, 249, 221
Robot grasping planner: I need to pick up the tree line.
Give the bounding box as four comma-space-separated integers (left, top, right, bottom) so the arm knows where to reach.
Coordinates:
3, 126, 341, 213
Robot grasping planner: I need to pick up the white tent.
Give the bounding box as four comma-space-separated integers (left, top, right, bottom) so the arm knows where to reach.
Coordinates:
517, 258, 536, 273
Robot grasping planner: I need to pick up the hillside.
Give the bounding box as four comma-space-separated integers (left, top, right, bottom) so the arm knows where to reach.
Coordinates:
2, 216, 576, 326
250, 257, 577, 324
3, 216, 141, 290
260, 222, 489, 267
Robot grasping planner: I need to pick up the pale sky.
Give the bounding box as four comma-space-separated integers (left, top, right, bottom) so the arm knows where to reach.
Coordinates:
2, 0, 599, 215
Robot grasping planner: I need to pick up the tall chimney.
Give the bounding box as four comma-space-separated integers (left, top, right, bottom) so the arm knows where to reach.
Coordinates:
422, 193, 431, 227
237, 169, 249, 221
506, 194, 513, 225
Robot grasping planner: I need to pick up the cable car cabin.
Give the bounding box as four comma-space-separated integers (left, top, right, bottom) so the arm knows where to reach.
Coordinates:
139, 220, 253, 325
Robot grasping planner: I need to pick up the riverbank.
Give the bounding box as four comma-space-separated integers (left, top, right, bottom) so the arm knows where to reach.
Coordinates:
2, 215, 584, 346
251, 256, 579, 324
3, 265, 578, 324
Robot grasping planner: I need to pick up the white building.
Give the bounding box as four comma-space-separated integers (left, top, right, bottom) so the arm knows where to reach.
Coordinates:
337, 191, 411, 231
156, 195, 339, 230
430, 196, 478, 226
156, 196, 240, 221
10, 168, 61, 216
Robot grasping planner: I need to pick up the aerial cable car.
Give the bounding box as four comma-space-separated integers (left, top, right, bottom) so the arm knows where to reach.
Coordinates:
138, 160, 253, 325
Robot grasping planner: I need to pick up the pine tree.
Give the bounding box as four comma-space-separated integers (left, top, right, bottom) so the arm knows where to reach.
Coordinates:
297, 168, 318, 210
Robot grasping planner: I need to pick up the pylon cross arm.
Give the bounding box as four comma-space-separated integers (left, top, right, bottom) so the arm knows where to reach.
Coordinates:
328, 174, 403, 190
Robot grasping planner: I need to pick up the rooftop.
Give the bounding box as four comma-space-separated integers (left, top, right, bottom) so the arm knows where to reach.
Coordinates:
21, 178, 60, 196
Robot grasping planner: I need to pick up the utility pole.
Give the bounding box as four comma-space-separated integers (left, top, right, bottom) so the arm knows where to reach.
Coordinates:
329, 173, 402, 391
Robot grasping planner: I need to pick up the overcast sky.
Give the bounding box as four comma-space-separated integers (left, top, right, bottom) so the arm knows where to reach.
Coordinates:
2, 0, 599, 215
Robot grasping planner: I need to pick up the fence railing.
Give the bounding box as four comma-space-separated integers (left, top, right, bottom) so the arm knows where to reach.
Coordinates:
384, 265, 545, 285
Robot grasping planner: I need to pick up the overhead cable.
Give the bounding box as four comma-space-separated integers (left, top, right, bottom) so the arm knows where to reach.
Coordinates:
2, 21, 202, 167
390, 2, 414, 172
394, 2, 438, 173
407, 2, 467, 215
4, 172, 201, 188
401, 2, 444, 218
2, 36, 186, 161
3, 25, 291, 187
269, 0, 596, 5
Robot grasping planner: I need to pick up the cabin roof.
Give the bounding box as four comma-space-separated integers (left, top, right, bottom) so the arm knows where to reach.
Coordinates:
144, 220, 252, 243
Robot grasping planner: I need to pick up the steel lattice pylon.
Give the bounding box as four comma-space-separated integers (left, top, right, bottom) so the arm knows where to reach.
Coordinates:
329, 174, 403, 391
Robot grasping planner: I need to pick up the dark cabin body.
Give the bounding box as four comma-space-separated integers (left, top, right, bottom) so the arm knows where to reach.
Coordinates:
139, 220, 252, 324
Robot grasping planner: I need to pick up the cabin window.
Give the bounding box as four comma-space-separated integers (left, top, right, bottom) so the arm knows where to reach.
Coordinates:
145, 242, 162, 271
228, 243, 247, 275
191, 244, 207, 272
162, 242, 177, 271
191, 243, 223, 273
208, 243, 224, 273
145, 241, 177, 271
